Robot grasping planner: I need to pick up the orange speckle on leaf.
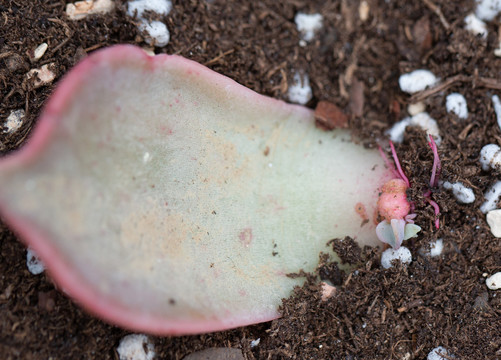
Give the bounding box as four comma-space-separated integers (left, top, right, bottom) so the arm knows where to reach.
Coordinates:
355, 202, 368, 221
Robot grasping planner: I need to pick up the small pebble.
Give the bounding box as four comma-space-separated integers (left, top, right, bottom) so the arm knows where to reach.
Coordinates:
442, 181, 475, 204
480, 143, 501, 171
445, 93, 468, 119
66, 0, 114, 20
127, 0, 172, 18
33, 43, 49, 61
139, 20, 170, 47
26, 248, 45, 275
320, 281, 337, 301
398, 70, 438, 94
117, 334, 155, 360
492, 95, 501, 130
288, 71, 312, 105
480, 180, 501, 213
4, 109, 25, 134
486, 209, 501, 237
294, 13, 323, 42
464, 13, 488, 38
427, 346, 454, 360
381, 246, 412, 269
407, 102, 425, 116
26, 63, 56, 88
486, 272, 501, 290
475, 0, 501, 21
359, 1, 370, 22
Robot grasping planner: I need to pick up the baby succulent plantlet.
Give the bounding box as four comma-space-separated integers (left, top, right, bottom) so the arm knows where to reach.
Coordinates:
376, 136, 443, 250
376, 142, 421, 249
0, 45, 392, 335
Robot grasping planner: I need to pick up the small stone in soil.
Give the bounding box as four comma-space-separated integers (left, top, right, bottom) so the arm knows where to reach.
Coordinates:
4, 109, 25, 134
26, 63, 56, 88
66, 0, 114, 20
33, 43, 48, 61
486, 209, 501, 237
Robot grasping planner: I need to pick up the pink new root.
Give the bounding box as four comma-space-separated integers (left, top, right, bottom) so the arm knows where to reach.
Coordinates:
389, 141, 410, 188
424, 135, 441, 229
428, 135, 441, 188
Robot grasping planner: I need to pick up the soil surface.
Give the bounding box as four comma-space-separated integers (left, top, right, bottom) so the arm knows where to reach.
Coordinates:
1, 0, 500, 359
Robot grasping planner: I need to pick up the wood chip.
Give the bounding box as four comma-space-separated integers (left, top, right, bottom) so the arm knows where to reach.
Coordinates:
314, 101, 348, 130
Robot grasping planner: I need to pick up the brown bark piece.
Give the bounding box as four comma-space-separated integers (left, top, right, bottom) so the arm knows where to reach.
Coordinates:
314, 101, 349, 130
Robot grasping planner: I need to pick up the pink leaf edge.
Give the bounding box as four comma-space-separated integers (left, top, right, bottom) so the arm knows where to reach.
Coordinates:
0, 45, 303, 335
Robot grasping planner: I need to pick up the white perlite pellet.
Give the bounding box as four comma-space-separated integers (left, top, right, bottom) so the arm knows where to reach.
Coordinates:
294, 13, 323, 42
486, 209, 501, 237
288, 71, 312, 105
381, 246, 412, 269
492, 95, 501, 130
138, 21, 170, 47
486, 272, 501, 290
26, 248, 45, 275
427, 346, 454, 360
480, 144, 501, 171
464, 13, 488, 38
399, 70, 438, 94
442, 181, 475, 204
4, 109, 25, 134
445, 93, 468, 119
475, 0, 501, 21
419, 238, 444, 258
117, 334, 155, 360
387, 112, 441, 144
127, 0, 172, 48
480, 180, 501, 213
127, 0, 171, 17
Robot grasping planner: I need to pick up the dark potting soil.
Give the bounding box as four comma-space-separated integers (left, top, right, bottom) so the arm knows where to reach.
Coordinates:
0, 0, 500, 359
